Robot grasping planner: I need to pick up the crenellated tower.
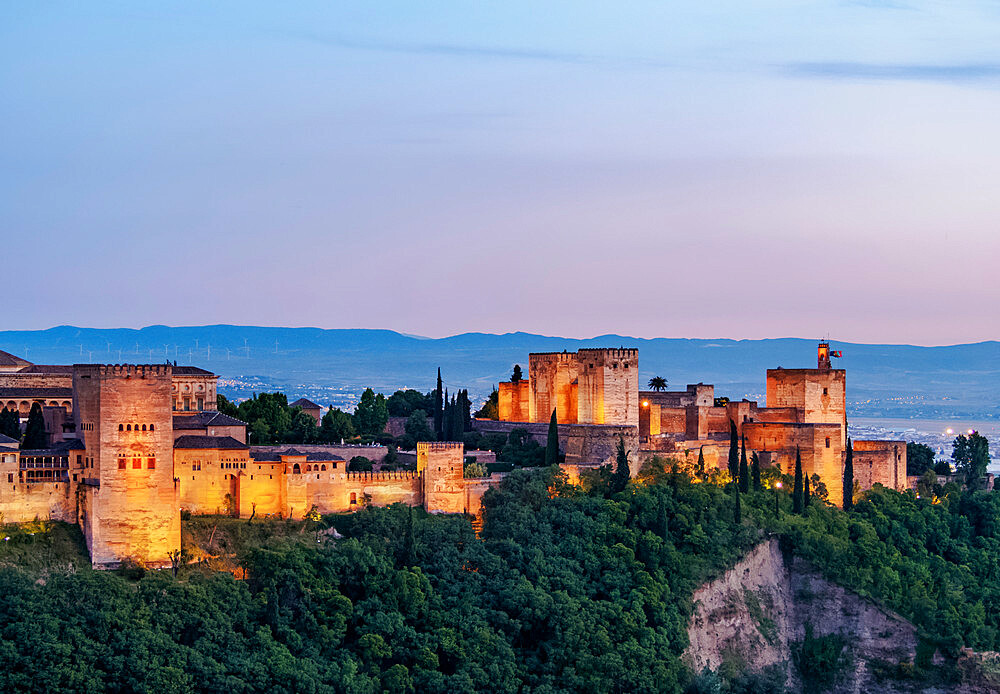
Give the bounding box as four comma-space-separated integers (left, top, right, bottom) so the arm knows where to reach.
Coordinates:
73, 364, 179, 568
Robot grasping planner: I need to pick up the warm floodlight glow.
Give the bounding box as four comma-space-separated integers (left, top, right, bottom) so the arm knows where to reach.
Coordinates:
968, 429, 974, 435
775, 481, 782, 489
642, 401, 649, 407
946, 428, 954, 435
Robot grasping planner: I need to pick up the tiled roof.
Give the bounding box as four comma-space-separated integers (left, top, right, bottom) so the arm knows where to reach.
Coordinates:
0, 388, 74, 399
250, 446, 345, 463
20, 438, 85, 455
290, 398, 322, 410
173, 412, 246, 429
172, 366, 215, 376
20, 365, 74, 374
174, 435, 249, 450
0, 350, 32, 368
0, 433, 17, 445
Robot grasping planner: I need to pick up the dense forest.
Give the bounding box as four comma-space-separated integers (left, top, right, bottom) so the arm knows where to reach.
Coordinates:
3, 462, 1000, 692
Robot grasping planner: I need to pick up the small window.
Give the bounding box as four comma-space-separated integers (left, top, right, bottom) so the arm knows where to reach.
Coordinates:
147, 457, 156, 470
126, 424, 131, 431
825, 437, 831, 448
7, 474, 11, 483
119, 424, 124, 431
132, 458, 141, 469
350, 492, 357, 505
321, 464, 326, 471
823, 388, 828, 396
142, 424, 147, 431
118, 458, 126, 470
149, 424, 154, 431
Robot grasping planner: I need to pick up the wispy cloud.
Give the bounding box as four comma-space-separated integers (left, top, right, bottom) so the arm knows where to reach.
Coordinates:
785, 61, 1000, 83
293, 32, 670, 69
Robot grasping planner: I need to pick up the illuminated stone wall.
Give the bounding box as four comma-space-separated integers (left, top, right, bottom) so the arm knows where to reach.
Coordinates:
171, 372, 217, 412
0, 449, 76, 522
529, 353, 579, 425
853, 439, 907, 493
498, 380, 531, 422
74, 365, 180, 569
175, 446, 249, 515
766, 368, 847, 445
418, 442, 465, 513
743, 421, 845, 505
577, 348, 638, 426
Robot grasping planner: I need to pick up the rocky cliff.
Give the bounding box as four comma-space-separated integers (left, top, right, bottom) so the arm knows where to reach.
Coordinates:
684, 537, 1000, 693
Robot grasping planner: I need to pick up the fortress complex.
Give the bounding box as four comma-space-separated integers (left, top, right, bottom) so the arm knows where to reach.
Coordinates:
0, 351, 488, 569
0, 343, 904, 568
491, 343, 904, 506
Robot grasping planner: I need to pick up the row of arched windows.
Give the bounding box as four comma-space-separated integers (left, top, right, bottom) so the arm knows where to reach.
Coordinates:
290, 463, 329, 473
118, 423, 155, 432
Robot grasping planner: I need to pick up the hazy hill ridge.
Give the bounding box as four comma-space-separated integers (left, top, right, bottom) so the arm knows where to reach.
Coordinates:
1, 325, 997, 417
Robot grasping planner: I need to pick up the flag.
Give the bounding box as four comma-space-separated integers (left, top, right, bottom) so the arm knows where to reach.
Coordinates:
831, 350, 842, 358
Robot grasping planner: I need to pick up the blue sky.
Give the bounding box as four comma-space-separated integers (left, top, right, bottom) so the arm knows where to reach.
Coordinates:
3, 2, 1000, 344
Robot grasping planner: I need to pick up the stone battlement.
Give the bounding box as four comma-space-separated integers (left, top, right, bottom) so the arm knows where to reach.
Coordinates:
75, 364, 172, 378
346, 470, 422, 481
417, 441, 464, 451
577, 347, 638, 358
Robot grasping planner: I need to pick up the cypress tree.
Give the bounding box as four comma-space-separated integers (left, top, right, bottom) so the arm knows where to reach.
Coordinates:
739, 436, 750, 494
804, 472, 811, 508
434, 368, 443, 440
451, 394, 463, 441
751, 451, 761, 491
544, 409, 560, 466
697, 446, 705, 478
611, 435, 630, 494
793, 448, 804, 514
21, 402, 47, 449
843, 437, 855, 511
401, 506, 417, 566
733, 470, 742, 524
0, 408, 20, 440
460, 390, 471, 432
728, 420, 739, 484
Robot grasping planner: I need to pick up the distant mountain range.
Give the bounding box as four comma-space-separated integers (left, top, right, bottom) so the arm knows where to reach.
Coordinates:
1, 325, 998, 418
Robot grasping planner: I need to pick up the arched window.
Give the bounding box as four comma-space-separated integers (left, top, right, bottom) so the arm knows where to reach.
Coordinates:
293, 463, 300, 474
142, 424, 147, 431
126, 424, 131, 431
321, 465, 326, 471
119, 424, 123, 431
150, 424, 154, 431
305, 464, 311, 472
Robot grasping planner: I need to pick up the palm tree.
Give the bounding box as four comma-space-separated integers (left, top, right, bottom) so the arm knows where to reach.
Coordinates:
647, 376, 668, 392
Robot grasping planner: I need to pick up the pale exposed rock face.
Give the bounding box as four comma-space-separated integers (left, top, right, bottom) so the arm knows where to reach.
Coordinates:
684, 538, 998, 693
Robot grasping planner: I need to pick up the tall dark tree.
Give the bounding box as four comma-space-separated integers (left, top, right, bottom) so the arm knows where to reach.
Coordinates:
751, 451, 761, 492
843, 438, 854, 511
697, 446, 706, 478
473, 388, 499, 420
803, 471, 811, 508
733, 470, 742, 524
544, 409, 560, 467
727, 420, 739, 484
739, 436, 750, 493
459, 390, 472, 432
400, 507, 417, 567
793, 448, 804, 514
21, 402, 47, 449
0, 408, 20, 440
510, 365, 523, 383
448, 394, 463, 441
610, 435, 630, 493
434, 368, 443, 440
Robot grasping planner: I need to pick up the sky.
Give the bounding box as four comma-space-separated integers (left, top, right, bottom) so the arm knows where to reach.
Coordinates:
2, 2, 1000, 345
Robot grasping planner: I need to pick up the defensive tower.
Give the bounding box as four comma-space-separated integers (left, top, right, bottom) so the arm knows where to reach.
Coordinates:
73, 364, 179, 568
